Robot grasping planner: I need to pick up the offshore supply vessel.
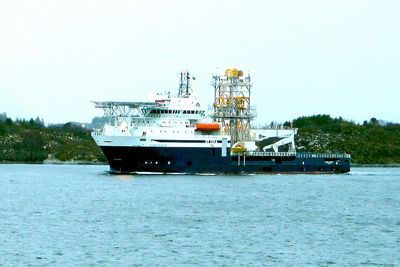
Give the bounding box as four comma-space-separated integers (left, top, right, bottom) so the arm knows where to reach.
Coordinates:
91, 69, 351, 174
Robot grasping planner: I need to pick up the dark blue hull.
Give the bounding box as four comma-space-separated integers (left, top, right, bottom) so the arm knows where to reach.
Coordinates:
100, 146, 351, 174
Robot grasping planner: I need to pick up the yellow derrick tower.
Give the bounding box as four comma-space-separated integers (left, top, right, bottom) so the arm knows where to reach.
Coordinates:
212, 68, 255, 144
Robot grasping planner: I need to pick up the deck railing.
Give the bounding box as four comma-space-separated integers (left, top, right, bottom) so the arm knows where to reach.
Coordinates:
233, 151, 351, 159
297, 153, 351, 159
244, 151, 297, 157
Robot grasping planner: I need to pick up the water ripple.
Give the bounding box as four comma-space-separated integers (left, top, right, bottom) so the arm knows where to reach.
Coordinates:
0, 165, 399, 265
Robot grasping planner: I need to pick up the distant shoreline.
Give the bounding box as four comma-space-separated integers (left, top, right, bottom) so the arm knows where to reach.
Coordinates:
351, 163, 400, 167
1, 161, 399, 168
0, 160, 107, 165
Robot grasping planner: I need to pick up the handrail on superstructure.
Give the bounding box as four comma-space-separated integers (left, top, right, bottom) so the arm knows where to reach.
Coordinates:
92, 101, 159, 118
93, 101, 159, 109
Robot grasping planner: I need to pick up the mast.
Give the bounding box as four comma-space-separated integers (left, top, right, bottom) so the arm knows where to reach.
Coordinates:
212, 68, 255, 143
178, 71, 191, 97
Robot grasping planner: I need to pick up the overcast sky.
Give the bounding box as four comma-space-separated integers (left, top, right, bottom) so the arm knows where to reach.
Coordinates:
1, 0, 399, 124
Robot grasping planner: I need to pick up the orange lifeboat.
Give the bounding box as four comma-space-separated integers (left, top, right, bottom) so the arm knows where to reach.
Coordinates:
195, 122, 221, 132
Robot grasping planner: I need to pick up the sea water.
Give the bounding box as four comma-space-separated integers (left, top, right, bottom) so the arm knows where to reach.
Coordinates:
0, 164, 399, 266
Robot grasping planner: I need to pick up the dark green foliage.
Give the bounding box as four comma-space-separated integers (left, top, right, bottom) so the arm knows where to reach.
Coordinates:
295, 116, 400, 164
0, 116, 105, 163
11, 131, 48, 162
293, 114, 352, 133
5, 118, 12, 126
0, 120, 5, 135
91, 116, 108, 129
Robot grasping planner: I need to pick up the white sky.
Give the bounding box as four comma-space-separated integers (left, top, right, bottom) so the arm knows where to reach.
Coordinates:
0, 0, 399, 124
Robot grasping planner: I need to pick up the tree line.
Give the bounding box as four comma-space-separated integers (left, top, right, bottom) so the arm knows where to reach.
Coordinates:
0, 113, 399, 164
293, 115, 400, 165
0, 114, 105, 163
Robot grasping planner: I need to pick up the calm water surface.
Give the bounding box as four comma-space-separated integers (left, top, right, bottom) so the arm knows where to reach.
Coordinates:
0, 164, 399, 266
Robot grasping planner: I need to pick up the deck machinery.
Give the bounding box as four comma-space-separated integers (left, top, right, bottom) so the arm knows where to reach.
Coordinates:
212, 69, 254, 144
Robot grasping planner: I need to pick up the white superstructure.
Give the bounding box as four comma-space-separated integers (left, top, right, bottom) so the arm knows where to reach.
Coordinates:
92, 72, 231, 151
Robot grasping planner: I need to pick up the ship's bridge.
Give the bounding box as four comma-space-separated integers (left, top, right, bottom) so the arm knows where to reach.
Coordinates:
93, 71, 209, 132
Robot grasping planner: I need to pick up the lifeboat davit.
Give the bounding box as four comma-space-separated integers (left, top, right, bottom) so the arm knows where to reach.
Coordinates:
195, 122, 221, 132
